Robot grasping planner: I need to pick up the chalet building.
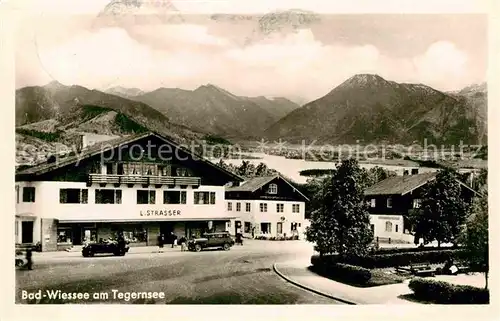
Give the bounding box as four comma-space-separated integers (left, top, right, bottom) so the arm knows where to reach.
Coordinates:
225, 175, 309, 239
15, 132, 243, 251
364, 172, 478, 241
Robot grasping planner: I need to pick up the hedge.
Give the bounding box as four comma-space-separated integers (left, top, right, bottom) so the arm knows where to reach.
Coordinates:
311, 249, 467, 269
409, 278, 489, 304
312, 262, 372, 285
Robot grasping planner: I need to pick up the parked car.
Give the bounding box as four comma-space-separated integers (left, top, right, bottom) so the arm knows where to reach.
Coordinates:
15, 249, 27, 267
187, 232, 235, 252
82, 239, 129, 257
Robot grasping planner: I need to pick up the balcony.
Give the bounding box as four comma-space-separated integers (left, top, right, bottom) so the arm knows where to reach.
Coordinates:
88, 174, 201, 187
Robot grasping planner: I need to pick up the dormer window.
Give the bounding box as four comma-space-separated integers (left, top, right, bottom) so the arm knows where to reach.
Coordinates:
267, 183, 278, 194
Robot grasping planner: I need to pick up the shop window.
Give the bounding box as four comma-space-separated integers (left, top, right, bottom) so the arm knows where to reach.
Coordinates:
163, 191, 187, 204
227, 202, 232, 211
120, 226, 148, 243
292, 204, 300, 213
22, 187, 35, 203
245, 202, 251, 212
194, 191, 215, 205
259, 203, 268, 212
57, 228, 73, 244
95, 189, 122, 204
244, 222, 251, 233
267, 183, 278, 194
385, 221, 393, 232
236, 202, 241, 212
137, 190, 156, 204
276, 203, 284, 213
60, 188, 88, 204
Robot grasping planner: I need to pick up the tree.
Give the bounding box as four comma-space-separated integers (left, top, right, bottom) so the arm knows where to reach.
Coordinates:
459, 192, 488, 289
305, 159, 373, 258
413, 168, 469, 247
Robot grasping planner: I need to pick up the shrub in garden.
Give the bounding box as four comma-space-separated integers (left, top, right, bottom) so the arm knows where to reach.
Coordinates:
409, 278, 489, 304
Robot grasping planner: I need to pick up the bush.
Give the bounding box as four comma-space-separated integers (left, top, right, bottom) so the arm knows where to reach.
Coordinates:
312, 261, 372, 285
311, 249, 467, 269
409, 278, 489, 304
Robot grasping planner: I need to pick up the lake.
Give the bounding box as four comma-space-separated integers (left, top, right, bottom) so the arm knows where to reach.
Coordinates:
212, 152, 440, 184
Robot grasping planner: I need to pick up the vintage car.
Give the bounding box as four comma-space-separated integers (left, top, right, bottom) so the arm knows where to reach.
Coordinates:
15, 249, 27, 267
82, 239, 130, 257
187, 232, 235, 252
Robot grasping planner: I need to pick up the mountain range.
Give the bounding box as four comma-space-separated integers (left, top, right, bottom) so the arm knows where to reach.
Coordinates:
109, 84, 300, 139
263, 74, 487, 145
15, 75, 487, 165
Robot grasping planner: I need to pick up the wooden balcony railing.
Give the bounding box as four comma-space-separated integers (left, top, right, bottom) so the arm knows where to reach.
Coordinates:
88, 174, 201, 187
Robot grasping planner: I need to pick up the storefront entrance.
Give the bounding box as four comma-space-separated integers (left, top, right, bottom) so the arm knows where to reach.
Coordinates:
21, 221, 33, 243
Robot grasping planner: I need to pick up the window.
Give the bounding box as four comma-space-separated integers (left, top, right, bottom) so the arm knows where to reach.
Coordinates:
292, 204, 300, 213
227, 202, 232, 211
276, 203, 284, 213
261, 222, 271, 234
176, 167, 188, 177
259, 203, 268, 212
106, 163, 113, 175
137, 190, 156, 204
245, 202, 251, 212
15, 185, 19, 203
291, 223, 297, 231
385, 221, 393, 232
267, 183, 278, 194
163, 191, 186, 204
57, 228, 73, 244
236, 202, 241, 212
117, 163, 124, 175
60, 189, 88, 204
194, 192, 215, 205
370, 199, 376, 207
413, 198, 422, 208
95, 189, 122, 204
386, 197, 393, 208
244, 222, 251, 233
395, 224, 399, 233
277, 222, 283, 234
411, 168, 419, 175
22, 187, 35, 202
158, 165, 171, 176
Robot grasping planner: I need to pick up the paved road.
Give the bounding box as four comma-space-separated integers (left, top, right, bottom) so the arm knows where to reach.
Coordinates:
16, 241, 342, 304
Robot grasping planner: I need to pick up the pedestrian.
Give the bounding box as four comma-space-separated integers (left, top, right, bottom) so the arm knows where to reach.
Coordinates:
117, 231, 126, 254
170, 232, 177, 248
157, 233, 164, 253
179, 236, 187, 251
26, 247, 33, 270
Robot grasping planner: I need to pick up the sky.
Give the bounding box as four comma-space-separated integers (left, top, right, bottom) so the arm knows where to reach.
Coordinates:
14, 2, 488, 102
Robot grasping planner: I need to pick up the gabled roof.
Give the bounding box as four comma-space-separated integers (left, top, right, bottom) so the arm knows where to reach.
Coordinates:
16, 131, 244, 182
227, 174, 310, 201
364, 171, 482, 196
364, 172, 438, 196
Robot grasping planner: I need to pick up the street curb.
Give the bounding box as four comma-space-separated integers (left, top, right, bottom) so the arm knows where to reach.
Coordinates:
272, 263, 357, 305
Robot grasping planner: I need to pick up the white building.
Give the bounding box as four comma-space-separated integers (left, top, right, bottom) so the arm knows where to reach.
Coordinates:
225, 175, 309, 239
15, 132, 243, 251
